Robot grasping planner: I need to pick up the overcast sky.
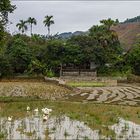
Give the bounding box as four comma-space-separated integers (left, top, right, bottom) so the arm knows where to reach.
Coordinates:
8, 1, 140, 35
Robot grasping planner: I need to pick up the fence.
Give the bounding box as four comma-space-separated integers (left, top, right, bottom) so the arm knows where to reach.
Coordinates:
61, 69, 97, 77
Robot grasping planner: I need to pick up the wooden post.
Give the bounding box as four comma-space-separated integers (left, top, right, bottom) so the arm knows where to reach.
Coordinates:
79, 65, 80, 76
60, 63, 62, 77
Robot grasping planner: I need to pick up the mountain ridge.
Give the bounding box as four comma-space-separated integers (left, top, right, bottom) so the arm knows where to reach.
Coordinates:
58, 15, 140, 50
58, 31, 85, 39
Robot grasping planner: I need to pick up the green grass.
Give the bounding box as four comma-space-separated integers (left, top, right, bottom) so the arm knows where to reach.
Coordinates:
0, 132, 6, 139
0, 96, 44, 102
67, 82, 106, 87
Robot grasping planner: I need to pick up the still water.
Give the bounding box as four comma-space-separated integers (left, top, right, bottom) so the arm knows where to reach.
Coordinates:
0, 111, 102, 140
0, 110, 140, 139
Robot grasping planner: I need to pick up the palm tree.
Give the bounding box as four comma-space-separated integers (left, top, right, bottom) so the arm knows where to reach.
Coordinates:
27, 17, 37, 35
43, 15, 54, 36
16, 20, 28, 34
100, 18, 119, 30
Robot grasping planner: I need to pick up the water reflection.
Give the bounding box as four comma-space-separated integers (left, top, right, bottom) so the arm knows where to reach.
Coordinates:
111, 117, 140, 139
48, 116, 101, 139
0, 111, 102, 140
0, 112, 140, 139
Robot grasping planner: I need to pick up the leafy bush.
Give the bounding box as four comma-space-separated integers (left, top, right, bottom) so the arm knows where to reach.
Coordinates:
7, 38, 32, 74
46, 70, 55, 78
127, 74, 140, 83
126, 44, 140, 75
28, 59, 47, 75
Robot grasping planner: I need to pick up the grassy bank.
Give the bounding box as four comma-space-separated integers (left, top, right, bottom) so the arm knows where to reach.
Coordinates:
0, 96, 46, 102
67, 81, 106, 87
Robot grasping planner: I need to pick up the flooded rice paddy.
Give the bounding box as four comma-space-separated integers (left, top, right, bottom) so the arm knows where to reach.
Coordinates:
0, 101, 140, 139
1, 114, 140, 139
0, 114, 102, 139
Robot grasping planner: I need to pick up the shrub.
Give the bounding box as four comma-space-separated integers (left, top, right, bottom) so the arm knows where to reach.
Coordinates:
46, 69, 55, 78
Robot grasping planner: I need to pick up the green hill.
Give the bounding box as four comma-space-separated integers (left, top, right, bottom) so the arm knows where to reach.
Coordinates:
124, 15, 140, 23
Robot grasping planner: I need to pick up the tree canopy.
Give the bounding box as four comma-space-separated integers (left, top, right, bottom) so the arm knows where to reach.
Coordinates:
0, 1, 139, 77
0, 0, 16, 41
43, 15, 54, 36
16, 20, 28, 34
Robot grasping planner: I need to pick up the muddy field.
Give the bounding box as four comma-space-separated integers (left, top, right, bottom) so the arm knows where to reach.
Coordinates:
0, 81, 140, 106
0, 82, 71, 100
67, 85, 140, 106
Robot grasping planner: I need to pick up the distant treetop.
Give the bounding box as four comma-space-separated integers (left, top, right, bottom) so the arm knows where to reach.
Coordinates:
124, 15, 140, 23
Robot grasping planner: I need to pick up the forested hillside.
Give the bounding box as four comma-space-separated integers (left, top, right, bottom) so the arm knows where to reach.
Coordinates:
58, 16, 140, 51
124, 15, 140, 23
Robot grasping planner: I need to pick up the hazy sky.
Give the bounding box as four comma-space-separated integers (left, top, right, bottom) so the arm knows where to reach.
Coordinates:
9, 1, 140, 35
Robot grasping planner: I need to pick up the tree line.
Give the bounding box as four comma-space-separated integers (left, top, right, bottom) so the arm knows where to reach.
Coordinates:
124, 15, 140, 23
0, 0, 140, 77
16, 15, 54, 36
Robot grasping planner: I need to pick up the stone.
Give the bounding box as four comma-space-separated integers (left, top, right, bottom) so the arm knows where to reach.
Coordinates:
86, 90, 99, 100
81, 93, 89, 96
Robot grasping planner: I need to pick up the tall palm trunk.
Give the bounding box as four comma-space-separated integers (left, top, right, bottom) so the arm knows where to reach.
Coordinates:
48, 26, 50, 37
30, 24, 33, 35
22, 29, 24, 34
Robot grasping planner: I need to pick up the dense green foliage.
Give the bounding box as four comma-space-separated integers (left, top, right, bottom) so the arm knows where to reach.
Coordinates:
0, 0, 16, 40
126, 43, 140, 75
0, 1, 140, 77
0, 18, 124, 77
0, 18, 140, 77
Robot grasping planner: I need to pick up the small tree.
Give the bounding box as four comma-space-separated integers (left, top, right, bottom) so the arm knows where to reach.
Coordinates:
43, 15, 54, 37
7, 38, 32, 74
16, 20, 28, 34
28, 59, 47, 75
0, 0, 16, 41
27, 17, 37, 35
100, 18, 119, 30
126, 45, 140, 75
